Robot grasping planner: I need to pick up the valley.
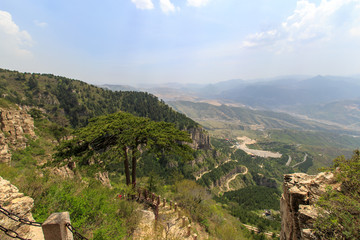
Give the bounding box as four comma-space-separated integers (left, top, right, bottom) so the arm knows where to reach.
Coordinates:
1, 69, 360, 240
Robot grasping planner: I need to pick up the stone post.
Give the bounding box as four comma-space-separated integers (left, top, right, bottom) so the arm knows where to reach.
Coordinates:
174, 203, 177, 211
193, 233, 198, 240
144, 189, 148, 200
187, 224, 191, 237
182, 216, 186, 227
155, 204, 159, 221
42, 212, 73, 240
137, 189, 141, 200
163, 198, 166, 207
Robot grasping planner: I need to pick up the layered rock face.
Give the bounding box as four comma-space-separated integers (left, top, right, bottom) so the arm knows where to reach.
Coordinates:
0, 107, 36, 164
280, 172, 338, 240
187, 127, 211, 150
0, 176, 44, 240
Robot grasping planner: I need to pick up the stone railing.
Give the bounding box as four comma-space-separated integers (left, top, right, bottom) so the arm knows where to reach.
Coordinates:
0, 207, 88, 240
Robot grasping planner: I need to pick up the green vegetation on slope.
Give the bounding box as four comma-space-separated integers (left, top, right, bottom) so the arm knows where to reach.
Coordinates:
0, 68, 282, 239
0, 68, 197, 129
314, 150, 360, 240
0, 106, 260, 240
217, 185, 281, 232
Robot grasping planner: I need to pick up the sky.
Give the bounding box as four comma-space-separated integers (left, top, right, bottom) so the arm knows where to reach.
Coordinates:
0, 0, 360, 85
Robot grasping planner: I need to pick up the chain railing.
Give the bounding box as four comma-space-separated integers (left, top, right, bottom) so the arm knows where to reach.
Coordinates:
0, 206, 42, 227
0, 224, 30, 240
65, 223, 89, 240
0, 205, 88, 240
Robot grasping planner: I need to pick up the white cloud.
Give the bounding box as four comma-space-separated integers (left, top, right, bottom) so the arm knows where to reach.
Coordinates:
160, 0, 177, 14
34, 20, 48, 28
350, 27, 360, 36
131, 0, 154, 10
187, 0, 209, 7
242, 0, 360, 51
0, 10, 33, 57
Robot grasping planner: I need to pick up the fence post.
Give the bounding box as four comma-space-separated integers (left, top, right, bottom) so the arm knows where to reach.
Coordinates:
174, 203, 177, 212
144, 189, 148, 200
155, 204, 159, 221
163, 198, 166, 207
182, 216, 186, 227
193, 233, 198, 240
137, 189, 141, 200
187, 224, 191, 237
42, 212, 73, 240
157, 195, 161, 206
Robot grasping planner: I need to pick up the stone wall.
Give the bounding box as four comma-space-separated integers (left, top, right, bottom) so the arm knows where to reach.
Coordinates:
280, 172, 339, 240
0, 106, 36, 164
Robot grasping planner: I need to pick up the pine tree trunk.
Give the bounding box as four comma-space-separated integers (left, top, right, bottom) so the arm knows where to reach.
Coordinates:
123, 146, 130, 185
131, 150, 137, 188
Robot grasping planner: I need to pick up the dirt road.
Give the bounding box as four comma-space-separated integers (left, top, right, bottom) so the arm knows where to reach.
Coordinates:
235, 136, 282, 158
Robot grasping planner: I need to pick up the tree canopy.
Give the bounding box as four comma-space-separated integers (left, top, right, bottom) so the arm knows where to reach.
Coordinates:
55, 111, 194, 186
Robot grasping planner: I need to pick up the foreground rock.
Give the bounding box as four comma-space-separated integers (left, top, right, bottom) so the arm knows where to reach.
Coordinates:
0, 176, 44, 240
280, 172, 339, 240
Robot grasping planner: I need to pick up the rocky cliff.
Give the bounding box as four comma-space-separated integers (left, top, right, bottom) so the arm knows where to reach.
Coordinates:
0, 106, 36, 164
280, 172, 339, 240
187, 127, 211, 150
0, 176, 44, 240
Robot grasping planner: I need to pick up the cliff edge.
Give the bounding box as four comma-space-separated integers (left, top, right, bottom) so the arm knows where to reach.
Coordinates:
280, 172, 339, 240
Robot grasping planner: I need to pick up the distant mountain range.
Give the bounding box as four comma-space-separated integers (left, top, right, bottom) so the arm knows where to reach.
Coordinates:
167, 100, 360, 135
220, 76, 360, 108
101, 75, 360, 132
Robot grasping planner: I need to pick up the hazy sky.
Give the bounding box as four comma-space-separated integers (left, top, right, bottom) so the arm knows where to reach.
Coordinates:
1, 0, 360, 85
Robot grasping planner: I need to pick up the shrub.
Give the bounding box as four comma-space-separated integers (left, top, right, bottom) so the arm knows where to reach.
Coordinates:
314, 150, 360, 239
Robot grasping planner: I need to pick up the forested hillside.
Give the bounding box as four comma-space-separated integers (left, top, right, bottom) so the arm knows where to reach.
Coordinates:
1, 68, 277, 239
0, 68, 197, 130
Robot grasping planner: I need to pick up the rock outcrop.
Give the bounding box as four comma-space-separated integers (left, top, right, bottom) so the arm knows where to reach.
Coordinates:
95, 171, 112, 188
49, 165, 75, 179
0, 106, 36, 164
0, 176, 44, 240
187, 127, 211, 150
280, 172, 339, 240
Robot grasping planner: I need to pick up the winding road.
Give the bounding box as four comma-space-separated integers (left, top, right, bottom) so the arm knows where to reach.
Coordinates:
292, 153, 308, 168
243, 224, 280, 238
218, 166, 249, 194
195, 159, 236, 180
286, 155, 292, 166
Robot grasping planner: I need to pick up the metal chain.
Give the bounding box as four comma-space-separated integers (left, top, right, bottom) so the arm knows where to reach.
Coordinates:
65, 223, 89, 240
0, 206, 42, 227
0, 224, 30, 240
